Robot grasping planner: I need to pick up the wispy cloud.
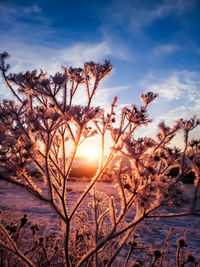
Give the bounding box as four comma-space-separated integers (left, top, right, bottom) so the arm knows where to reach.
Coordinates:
1, 39, 112, 70
100, 27, 131, 61
0, 3, 44, 30
105, 0, 195, 35
137, 69, 200, 145
151, 44, 180, 57
0, 2, 52, 52
99, 0, 196, 63
0, 3, 114, 102
0, 24, 127, 106
136, 102, 200, 148
151, 0, 196, 18
0, 40, 114, 102
0, 2, 42, 17
141, 70, 200, 102
58, 42, 111, 67
93, 85, 130, 107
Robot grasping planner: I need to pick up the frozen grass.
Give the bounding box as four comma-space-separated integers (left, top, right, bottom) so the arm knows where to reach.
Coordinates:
1, 180, 200, 266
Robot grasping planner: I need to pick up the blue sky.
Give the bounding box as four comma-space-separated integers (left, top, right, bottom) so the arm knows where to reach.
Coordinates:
0, 0, 200, 141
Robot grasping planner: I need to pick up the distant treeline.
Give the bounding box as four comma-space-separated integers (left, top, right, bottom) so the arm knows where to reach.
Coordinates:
69, 165, 98, 179
69, 164, 196, 183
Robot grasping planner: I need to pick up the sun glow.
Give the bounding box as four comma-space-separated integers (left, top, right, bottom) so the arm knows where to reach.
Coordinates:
78, 142, 100, 160
84, 147, 99, 159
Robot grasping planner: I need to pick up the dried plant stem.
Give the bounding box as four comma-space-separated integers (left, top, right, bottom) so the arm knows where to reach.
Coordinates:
0, 225, 34, 267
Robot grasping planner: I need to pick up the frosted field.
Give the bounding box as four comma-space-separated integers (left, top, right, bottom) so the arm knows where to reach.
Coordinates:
0, 180, 200, 266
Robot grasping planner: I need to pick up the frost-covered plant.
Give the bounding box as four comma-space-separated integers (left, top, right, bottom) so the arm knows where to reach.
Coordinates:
0, 210, 63, 266
0, 52, 200, 266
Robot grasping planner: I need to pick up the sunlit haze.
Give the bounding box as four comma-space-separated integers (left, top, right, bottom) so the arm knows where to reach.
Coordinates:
83, 147, 99, 160
77, 141, 101, 160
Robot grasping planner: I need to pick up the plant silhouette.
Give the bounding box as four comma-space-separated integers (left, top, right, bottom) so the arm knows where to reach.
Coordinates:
0, 52, 200, 266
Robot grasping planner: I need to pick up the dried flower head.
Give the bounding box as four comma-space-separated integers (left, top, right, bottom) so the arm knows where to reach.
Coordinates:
140, 91, 158, 106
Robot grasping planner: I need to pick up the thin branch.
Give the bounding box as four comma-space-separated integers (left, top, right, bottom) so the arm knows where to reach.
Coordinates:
0, 225, 34, 267
69, 152, 114, 220
2, 72, 23, 103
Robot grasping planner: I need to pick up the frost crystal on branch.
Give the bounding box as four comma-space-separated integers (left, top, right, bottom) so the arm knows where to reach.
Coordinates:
0, 52, 200, 267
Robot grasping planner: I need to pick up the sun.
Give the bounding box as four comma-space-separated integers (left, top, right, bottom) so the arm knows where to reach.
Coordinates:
78, 142, 100, 160
84, 147, 99, 160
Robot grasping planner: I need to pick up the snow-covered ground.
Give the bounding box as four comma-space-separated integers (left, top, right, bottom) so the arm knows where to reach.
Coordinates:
0, 180, 200, 265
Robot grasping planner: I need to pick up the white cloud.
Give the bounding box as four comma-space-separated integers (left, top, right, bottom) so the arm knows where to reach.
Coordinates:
152, 44, 179, 57
0, 37, 127, 107
151, 0, 194, 18
153, 105, 198, 127
136, 69, 200, 146
0, 3, 43, 25
0, 3, 114, 102
135, 103, 200, 148
141, 71, 200, 102
0, 37, 113, 100
58, 42, 112, 67
69, 84, 130, 109
93, 85, 130, 107
0, 39, 112, 71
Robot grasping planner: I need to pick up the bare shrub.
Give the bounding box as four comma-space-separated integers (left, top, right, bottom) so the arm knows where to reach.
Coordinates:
0, 52, 200, 266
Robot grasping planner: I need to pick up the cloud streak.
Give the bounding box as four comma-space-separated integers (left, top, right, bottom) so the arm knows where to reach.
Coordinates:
151, 44, 180, 57
136, 102, 200, 148
1, 38, 112, 71
104, 0, 195, 35
59, 42, 111, 67
141, 70, 200, 102
0, 2, 45, 33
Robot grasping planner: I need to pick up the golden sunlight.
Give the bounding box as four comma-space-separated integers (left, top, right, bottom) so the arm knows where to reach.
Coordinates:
78, 141, 100, 160
84, 147, 99, 159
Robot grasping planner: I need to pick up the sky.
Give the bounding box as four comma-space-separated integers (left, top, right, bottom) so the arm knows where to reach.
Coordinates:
0, 0, 200, 143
